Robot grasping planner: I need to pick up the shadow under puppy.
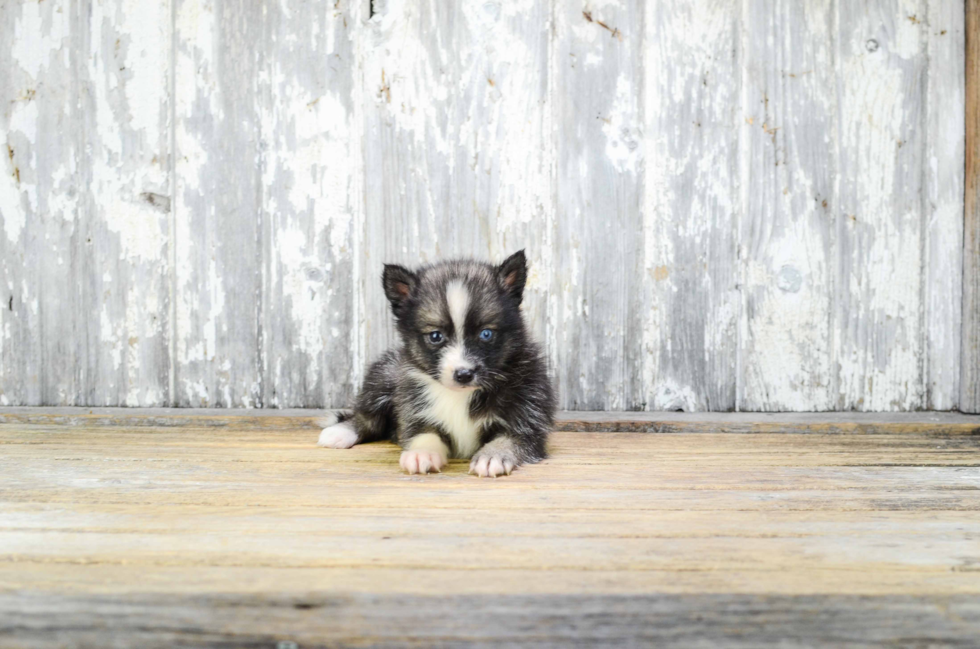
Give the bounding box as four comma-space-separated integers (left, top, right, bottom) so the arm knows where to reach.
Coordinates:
318, 250, 556, 478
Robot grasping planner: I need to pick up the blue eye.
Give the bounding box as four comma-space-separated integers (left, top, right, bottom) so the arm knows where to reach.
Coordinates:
479, 329, 494, 342
427, 331, 444, 344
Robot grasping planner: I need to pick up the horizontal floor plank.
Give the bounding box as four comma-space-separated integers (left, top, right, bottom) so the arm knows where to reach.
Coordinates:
2, 418, 979, 645
3, 592, 979, 649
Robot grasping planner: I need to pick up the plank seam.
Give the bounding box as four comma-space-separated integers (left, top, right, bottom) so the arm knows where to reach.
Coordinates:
168, 0, 178, 407
920, 0, 931, 409
735, 0, 747, 412
831, 0, 843, 410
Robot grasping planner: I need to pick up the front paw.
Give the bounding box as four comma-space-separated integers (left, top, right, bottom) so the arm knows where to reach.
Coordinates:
400, 450, 447, 475
469, 451, 517, 478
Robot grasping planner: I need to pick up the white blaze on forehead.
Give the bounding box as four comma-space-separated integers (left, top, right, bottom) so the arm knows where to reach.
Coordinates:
445, 280, 470, 340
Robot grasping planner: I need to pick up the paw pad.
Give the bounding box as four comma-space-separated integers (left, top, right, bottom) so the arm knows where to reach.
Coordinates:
400, 450, 447, 474
469, 454, 516, 478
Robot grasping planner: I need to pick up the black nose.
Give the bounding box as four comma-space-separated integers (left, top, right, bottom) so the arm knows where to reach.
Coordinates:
453, 368, 475, 385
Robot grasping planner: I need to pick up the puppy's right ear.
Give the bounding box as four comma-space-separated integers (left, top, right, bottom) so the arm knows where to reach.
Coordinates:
382, 264, 418, 316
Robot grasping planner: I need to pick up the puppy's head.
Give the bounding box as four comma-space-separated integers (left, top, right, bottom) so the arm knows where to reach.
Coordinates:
383, 250, 528, 391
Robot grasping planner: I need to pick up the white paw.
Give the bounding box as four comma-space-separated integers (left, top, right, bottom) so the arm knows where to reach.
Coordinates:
317, 421, 358, 449
400, 450, 447, 475
469, 453, 516, 478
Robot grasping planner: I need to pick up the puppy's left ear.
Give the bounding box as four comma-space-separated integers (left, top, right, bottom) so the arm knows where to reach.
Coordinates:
496, 250, 527, 304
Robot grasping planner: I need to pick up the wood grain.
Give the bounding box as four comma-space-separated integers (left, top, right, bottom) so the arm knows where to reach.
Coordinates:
448, 0, 553, 352
259, 0, 357, 408
3, 592, 978, 648
358, 0, 553, 371
0, 0, 79, 406
965, 0, 980, 414
358, 0, 459, 363
1, 418, 979, 645
739, 0, 835, 411
173, 0, 265, 407
78, 0, 173, 407
641, 0, 740, 411
552, 0, 642, 410
0, 1, 970, 412
836, 0, 929, 411
3, 406, 980, 435
926, 0, 965, 410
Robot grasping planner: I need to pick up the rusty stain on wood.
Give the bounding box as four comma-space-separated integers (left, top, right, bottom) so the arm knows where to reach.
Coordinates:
582, 9, 622, 40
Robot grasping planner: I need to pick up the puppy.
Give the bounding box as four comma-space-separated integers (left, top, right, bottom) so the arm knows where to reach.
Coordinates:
318, 250, 556, 477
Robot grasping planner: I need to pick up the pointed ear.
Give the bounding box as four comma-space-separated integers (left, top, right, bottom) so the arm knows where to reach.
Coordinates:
496, 250, 527, 304
382, 264, 418, 316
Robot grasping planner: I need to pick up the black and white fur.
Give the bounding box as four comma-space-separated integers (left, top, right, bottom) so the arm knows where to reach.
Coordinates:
317, 250, 556, 478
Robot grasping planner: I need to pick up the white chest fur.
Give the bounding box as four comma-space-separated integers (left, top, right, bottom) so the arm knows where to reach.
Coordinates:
412, 372, 484, 459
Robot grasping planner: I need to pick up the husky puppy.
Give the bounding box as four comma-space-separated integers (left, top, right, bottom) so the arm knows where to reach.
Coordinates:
318, 250, 555, 477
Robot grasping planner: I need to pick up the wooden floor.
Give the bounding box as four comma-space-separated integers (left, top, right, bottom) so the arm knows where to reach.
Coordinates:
2, 411, 980, 647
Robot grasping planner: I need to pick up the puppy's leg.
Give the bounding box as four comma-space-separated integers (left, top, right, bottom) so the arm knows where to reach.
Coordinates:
399, 431, 449, 475
469, 436, 521, 478
317, 411, 359, 449
317, 410, 394, 449
318, 351, 398, 449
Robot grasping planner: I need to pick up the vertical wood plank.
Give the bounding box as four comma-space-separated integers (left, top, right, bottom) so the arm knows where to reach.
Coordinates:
965, 1, 980, 413
739, 0, 836, 411
449, 0, 553, 355
553, 0, 642, 410
925, 0, 965, 410
836, 0, 928, 411
965, 0, 980, 414
358, 0, 459, 366
358, 0, 552, 384
259, 0, 357, 408
0, 0, 79, 405
173, 0, 264, 407
640, 1, 739, 411
77, 0, 173, 406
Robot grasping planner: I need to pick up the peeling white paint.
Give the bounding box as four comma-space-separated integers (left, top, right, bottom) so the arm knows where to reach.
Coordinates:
0, 0, 966, 411
600, 73, 641, 174
837, 3, 926, 411
11, 0, 68, 79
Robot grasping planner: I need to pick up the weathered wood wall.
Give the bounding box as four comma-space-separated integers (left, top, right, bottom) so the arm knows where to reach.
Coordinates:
0, 0, 969, 411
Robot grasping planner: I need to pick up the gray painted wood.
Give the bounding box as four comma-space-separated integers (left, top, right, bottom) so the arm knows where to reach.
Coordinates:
641, 0, 740, 411
739, 0, 836, 411
0, 0, 78, 406
358, 0, 552, 370
553, 0, 642, 411
173, 0, 265, 407
926, 0, 965, 410
1, 0, 172, 407
79, 0, 173, 406
358, 0, 459, 366
0, 0, 971, 412
259, 0, 357, 408
447, 0, 553, 358
836, 0, 929, 411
